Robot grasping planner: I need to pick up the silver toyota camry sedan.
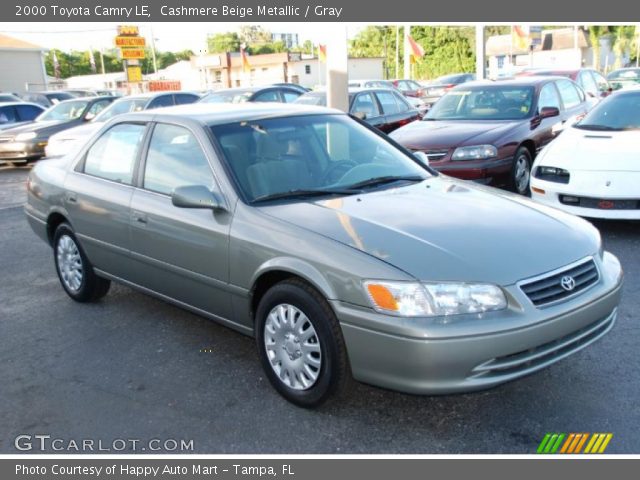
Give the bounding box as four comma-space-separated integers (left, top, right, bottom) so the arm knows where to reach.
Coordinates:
25, 103, 623, 407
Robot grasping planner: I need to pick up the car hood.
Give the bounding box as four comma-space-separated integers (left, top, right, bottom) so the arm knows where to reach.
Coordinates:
537, 126, 640, 172
49, 121, 103, 142
2, 119, 76, 138
390, 119, 519, 149
259, 178, 600, 285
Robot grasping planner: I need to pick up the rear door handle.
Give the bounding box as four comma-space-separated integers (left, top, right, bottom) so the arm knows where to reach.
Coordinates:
132, 211, 148, 225
65, 192, 77, 204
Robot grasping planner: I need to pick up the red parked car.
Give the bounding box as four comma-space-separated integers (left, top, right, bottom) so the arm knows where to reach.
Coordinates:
390, 77, 591, 195
392, 79, 425, 98
517, 68, 612, 101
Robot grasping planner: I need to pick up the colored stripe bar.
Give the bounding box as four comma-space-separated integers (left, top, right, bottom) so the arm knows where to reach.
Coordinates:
537, 434, 552, 454
544, 434, 559, 454
598, 434, 613, 453
567, 434, 583, 453
584, 434, 599, 453
550, 433, 566, 453
560, 434, 576, 454
574, 433, 589, 453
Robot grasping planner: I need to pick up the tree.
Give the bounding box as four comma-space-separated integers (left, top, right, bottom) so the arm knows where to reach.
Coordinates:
207, 32, 241, 53
588, 26, 606, 70
611, 26, 635, 69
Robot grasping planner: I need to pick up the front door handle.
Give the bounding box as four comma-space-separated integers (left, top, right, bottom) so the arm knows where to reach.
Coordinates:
65, 192, 77, 204
132, 211, 148, 225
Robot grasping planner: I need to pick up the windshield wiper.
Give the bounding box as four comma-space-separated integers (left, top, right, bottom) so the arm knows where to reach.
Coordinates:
343, 175, 425, 190
252, 188, 359, 203
575, 124, 622, 131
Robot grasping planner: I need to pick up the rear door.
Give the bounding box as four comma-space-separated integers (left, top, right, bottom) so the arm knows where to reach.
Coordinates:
556, 79, 589, 122
534, 82, 564, 149
350, 92, 385, 130
128, 121, 233, 320
65, 121, 148, 278
15, 104, 44, 122
374, 90, 418, 133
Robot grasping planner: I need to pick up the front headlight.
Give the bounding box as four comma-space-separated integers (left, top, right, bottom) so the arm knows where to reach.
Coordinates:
451, 144, 497, 161
364, 281, 507, 317
15, 132, 37, 141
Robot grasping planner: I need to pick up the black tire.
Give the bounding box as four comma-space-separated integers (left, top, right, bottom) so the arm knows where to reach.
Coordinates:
510, 146, 532, 196
255, 278, 351, 408
53, 223, 111, 302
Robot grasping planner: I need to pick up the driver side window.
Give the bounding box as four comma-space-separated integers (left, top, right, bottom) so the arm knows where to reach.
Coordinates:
538, 83, 561, 111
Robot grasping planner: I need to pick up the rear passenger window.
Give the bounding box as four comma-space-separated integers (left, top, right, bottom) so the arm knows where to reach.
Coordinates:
147, 95, 174, 109
352, 92, 380, 117
282, 91, 301, 103
174, 94, 198, 105
15, 104, 42, 121
143, 123, 214, 195
376, 91, 401, 115
0, 106, 17, 123
557, 79, 582, 109
84, 123, 145, 185
253, 90, 281, 103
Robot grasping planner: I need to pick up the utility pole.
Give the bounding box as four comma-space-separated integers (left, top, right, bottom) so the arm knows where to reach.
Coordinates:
395, 25, 400, 79
404, 24, 411, 79
476, 25, 485, 80
149, 25, 158, 74
326, 26, 349, 112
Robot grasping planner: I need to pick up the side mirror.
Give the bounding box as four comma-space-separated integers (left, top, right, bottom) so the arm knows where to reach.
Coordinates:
353, 111, 367, 120
539, 106, 560, 119
413, 151, 430, 166
84, 112, 95, 121
171, 185, 225, 211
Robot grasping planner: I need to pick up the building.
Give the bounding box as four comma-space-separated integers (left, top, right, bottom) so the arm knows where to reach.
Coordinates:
486, 28, 620, 78
0, 34, 48, 93
192, 51, 384, 90
271, 33, 299, 49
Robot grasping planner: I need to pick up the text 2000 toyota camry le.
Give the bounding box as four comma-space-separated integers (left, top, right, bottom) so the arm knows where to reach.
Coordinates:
25, 103, 623, 407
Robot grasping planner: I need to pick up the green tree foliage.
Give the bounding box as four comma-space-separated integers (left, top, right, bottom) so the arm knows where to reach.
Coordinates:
45, 48, 195, 79
207, 32, 241, 53
349, 26, 476, 80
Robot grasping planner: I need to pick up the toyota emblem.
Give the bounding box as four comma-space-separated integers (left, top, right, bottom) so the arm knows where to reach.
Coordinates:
560, 275, 576, 292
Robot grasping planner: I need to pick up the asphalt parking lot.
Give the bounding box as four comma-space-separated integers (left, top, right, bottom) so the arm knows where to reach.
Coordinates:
1, 165, 638, 454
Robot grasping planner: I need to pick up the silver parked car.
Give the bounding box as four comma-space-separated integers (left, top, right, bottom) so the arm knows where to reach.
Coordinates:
25, 103, 623, 407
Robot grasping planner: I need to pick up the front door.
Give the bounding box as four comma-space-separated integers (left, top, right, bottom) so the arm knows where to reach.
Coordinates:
128, 122, 233, 320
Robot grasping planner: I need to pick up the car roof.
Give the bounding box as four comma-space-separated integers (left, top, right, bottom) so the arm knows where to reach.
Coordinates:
118, 102, 343, 126
50, 95, 114, 105
206, 85, 290, 94
0, 101, 43, 108
461, 77, 566, 88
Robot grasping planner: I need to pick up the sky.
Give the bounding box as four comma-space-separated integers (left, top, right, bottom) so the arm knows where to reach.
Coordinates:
0, 23, 364, 53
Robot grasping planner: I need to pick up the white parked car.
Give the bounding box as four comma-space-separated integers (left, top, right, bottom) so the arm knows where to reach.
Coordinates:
531, 88, 640, 219
45, 92, 199, 157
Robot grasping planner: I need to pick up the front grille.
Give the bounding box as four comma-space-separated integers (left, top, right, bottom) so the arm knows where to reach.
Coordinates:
419, 149, 448, 161
560, 195, 640, 210
470, 309, 616, 379
519, 257, 599, 307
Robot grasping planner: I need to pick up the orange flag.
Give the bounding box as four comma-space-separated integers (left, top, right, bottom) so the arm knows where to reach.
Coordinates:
241, 47, 251, 72
318, 44, 327, 63
407, 35, 425, 58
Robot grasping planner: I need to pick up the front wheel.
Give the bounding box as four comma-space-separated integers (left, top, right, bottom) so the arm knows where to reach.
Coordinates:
511, 146, 532, 196
255, 279, 351, 408
53, 223, 111, 302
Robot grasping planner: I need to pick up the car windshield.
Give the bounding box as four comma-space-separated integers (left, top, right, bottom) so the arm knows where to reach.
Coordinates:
211, 114, 429, 203
607, 69, 640, 81
36, 100, 89, 121
94, 98, 147, 122
425, 86, 534, 120
200, 91, 253, 104
295, 94, 327, 106
575, 92, 640, 131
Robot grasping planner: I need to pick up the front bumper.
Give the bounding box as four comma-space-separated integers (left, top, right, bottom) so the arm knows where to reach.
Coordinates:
0, 140, 46, 162
333, 252, 623, 394
433, 157, 512, 187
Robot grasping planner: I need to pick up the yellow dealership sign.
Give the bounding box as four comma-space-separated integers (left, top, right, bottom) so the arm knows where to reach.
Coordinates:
127, 66, 142, 83
121, 48, 146, 60
115, 36, 146, 47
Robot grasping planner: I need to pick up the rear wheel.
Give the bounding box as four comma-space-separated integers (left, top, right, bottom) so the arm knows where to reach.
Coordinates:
511, 146, 532, 196
53, 223, 111, 302
255, 279, 351, 408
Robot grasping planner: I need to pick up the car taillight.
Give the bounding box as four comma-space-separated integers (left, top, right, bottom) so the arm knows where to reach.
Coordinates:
444, 84, 455, 91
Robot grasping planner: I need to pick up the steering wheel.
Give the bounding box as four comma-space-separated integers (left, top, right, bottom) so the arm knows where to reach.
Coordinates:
321, 160, 358, 184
